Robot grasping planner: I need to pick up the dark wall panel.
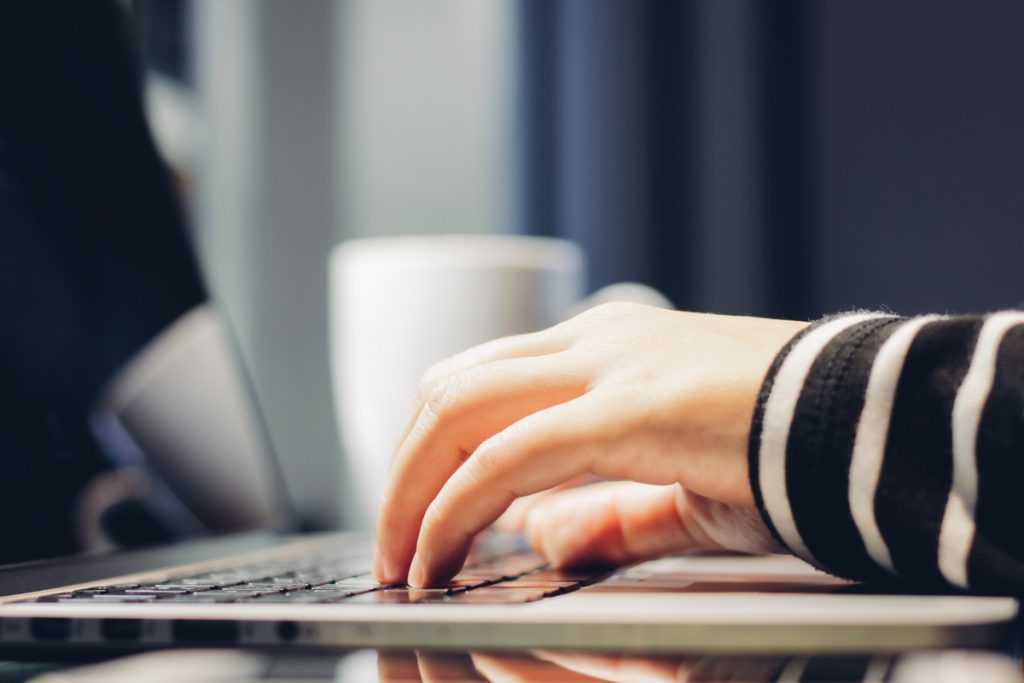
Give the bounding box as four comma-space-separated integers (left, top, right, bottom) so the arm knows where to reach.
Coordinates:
812, 1, 1024, 316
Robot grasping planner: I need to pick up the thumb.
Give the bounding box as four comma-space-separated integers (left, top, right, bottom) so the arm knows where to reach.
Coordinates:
524, 482, 782, 568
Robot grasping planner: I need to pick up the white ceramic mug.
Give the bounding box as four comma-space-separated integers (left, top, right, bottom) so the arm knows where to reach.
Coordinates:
328, 235, 586, 528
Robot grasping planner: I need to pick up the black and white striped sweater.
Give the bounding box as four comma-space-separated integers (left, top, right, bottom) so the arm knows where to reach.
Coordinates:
749, 311, 1024, 595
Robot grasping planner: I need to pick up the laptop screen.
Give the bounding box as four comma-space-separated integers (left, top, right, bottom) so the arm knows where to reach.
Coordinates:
0, 0, 289, 567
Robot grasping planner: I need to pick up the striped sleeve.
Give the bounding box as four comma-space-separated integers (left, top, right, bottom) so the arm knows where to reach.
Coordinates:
749, 311, 1024, 594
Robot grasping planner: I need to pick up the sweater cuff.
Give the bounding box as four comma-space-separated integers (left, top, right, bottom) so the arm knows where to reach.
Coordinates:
749, 309, 1024, 593
748, 312, 903, 581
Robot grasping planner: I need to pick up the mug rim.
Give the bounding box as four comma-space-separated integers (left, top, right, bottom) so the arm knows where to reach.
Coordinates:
329, 234, 584, 272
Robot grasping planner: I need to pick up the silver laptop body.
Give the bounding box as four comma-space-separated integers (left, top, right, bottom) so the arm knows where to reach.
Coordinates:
0, 531, 1016, 656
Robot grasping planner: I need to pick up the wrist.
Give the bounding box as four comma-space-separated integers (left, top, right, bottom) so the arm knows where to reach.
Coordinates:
674, 316, 810, 508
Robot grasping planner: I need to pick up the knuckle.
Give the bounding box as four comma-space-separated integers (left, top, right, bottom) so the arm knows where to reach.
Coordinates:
583, 300, 635, 322
420, 374, 468, 425
479, 424, 532, 468
414, 380, 434, 407
423, 487, 470, 542
421, 498, 445, 532
465, 444, 517, 500
466, 445, 500, 484
597, 300, 634, 315
416, 359, 452, 402
564, 302, 641, 342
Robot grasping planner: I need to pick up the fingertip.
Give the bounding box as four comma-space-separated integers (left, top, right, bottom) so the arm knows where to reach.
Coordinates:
373, 544, 410, 584
373, 551, 399, 584
375, 509, 418, 583
407, 556, 426, 588
373, 509, 395, 581
410, 539, 474, 588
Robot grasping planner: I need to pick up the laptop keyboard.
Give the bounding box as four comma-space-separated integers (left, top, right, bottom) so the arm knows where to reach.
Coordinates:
22, 550, 605, 606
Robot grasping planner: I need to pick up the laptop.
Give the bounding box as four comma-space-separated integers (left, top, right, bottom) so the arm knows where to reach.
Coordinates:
0, 304, 1017, 658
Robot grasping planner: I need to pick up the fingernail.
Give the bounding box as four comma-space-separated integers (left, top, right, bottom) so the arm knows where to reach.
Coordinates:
408, 556, 426, 588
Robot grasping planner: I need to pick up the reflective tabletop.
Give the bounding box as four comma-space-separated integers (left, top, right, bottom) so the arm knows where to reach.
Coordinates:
14, 648, 1024, 683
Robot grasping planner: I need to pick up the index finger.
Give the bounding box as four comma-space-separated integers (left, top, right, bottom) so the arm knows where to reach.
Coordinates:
390, 329, 571, 473
374, 353, 586, 582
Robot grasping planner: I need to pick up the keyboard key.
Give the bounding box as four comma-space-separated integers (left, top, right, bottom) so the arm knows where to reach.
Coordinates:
120, 586, 197, 595
215, 584, 286, 593
21, 545, 574, 608
158, 593, 251, 603
82, 594, 159, 602
287, 573, 340, 582
270, 577, 316, 586
528, 569, 605, 583
490, 579, 580, 591
444, 588, 548, 604
342, 589, 449, 605
244, 593, 337, 604
314, 577, 388, 591
195, 590, 267, 600
233, 583, 292, 591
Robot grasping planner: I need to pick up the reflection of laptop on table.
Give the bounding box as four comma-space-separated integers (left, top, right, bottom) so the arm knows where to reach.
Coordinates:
0, 306, 1016, 656
30, 647, 1024, 683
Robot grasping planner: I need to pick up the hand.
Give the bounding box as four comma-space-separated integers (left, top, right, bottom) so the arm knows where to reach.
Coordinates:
373, 302, 808, 586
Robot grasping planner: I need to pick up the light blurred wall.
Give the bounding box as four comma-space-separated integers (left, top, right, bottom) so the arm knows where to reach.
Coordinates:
192, 0, 517, 528
810, 0, 1024, 316
335, 1, 517, 238
518, 0, 1024, 320
691, 0, 766, 316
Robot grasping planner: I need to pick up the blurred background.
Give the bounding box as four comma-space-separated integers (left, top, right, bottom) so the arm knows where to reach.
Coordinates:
127, 0, 1024, 530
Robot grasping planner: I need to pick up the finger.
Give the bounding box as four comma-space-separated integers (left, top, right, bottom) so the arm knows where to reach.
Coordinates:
375, 353, 587, 582
525, 482, 784, 567
470, 652, 609, 683
409, 395, 605, 587
392, 329, 572, 463
523, 482, 714, 568
493, 472, 598, 532
377, 651, 423, 682
533, 650, 684, 683
415, 651, 486, 683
